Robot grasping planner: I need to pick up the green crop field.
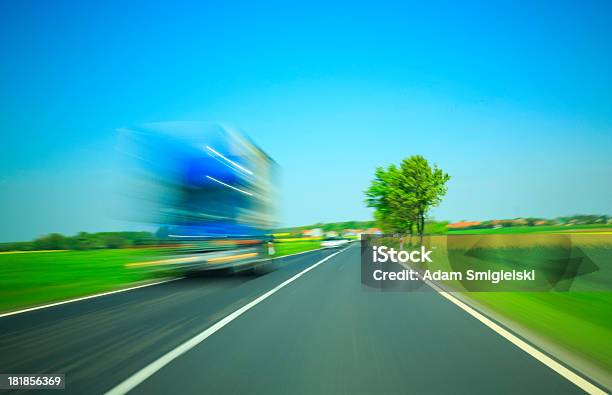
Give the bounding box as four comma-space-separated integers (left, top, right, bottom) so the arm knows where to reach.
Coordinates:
447, 224, 612, 235
0, 249, 172, 313
272, 239, 323, 257
0, 239, 324, 314
469, 292, 612, 375
414, 232, 612, 379
454, 246, 612, 373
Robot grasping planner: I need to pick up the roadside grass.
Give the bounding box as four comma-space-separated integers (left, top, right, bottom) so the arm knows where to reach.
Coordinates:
468, 292, 612, 375
272, 240, 322, 257
447, 224, 612, 235
0, 239, 324, 313
274, 237, 322, 242
0, 249, 172, 313
418, 235, 612, 378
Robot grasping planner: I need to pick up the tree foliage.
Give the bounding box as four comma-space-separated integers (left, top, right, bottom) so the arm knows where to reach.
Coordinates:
365, 155, 450, 244
0, 231, 157, 252
274, 220, 377, 234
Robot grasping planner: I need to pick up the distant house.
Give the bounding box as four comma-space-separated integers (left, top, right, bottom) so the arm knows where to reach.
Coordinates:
365, 227, 382, 235
447, 221, 482, 229
325, 231, 339, 238
302, 228, 323, 238
342, 229, 363, 237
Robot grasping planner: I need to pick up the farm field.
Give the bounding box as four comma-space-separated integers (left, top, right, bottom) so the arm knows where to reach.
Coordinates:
469, 291, 612, 384
0, 249, 170, 313
272, 239, 323, 256
418, 232, 612, 385
0, 239, 324, 314
447, 223, 612, 235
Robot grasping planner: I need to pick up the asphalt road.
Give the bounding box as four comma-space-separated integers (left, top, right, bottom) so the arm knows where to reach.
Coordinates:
0, 244, 585, 394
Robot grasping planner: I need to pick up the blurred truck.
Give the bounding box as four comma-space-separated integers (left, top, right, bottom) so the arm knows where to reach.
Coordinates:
121, 122, 278, 271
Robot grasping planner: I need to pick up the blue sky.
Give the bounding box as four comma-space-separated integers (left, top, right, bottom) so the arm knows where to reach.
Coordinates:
1, 0, 611, 241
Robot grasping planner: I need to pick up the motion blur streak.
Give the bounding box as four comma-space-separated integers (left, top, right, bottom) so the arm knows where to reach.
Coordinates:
205, 145, 254, 175
205, 175, 254, 196
125, 257, 201, 268
119, 122, 278, 272
207, 252, 258, 263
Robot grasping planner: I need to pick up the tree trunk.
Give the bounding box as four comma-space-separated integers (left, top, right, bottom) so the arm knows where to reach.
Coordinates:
408, 223, 413, 246
419, 214, 425, 245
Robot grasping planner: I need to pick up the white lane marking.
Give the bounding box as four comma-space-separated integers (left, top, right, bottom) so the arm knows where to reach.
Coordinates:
105, 245, 352, 395
268, 243, 354, 261
428, 282, 606, 394
393, 259, 606, 394
0, 278, 184, 319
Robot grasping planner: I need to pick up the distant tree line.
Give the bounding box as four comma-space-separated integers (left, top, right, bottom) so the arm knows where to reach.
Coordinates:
0, 231, 157, 252
275, 219, 450, 236
454, 214, 611, 230
275, 220, 378, 234
555, 215, 610, 225
4, 214, 606, 252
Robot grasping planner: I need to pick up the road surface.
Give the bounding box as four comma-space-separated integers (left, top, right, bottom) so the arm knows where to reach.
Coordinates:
0, 244, 588, 394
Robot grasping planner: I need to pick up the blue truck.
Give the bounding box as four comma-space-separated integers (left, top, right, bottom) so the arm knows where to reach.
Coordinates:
123, 122, 278, 271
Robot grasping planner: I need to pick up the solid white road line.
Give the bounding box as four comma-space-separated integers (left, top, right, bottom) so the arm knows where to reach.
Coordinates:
394, 260, 606, 394
269, 244, 348, 260
105, 245, 352, 395
0, 278, 184, 319
429, 282, 606, 395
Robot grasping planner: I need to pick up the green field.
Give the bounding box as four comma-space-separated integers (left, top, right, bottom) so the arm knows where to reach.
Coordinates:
0, 239, 324, 314
447, 223, 612, 235
0, 249, 172, 313
446, 246, 612, 373
415, 233, 612, 381
469, 292, 612, 375
272, 239, 323, 257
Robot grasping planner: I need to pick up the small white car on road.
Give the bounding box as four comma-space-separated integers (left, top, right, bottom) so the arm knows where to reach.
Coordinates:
321, 238, 351, 248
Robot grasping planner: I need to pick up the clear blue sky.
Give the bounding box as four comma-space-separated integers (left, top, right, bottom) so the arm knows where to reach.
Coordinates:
1, 0, 611, 241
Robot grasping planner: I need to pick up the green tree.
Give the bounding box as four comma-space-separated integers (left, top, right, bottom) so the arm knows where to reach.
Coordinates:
400, 156, 450, 244
32, 233, 69, 250
365, 165, 417, 244
99, 234, 128, 249
365, 155, 450, 245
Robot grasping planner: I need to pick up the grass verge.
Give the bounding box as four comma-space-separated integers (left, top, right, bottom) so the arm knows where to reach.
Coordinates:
272, 239, 323, 257
467, 292, 612, 376
0, 249, 173, 313
0, 239, 324, 313
415, 234, 612, 382
448, 224, 612, 235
